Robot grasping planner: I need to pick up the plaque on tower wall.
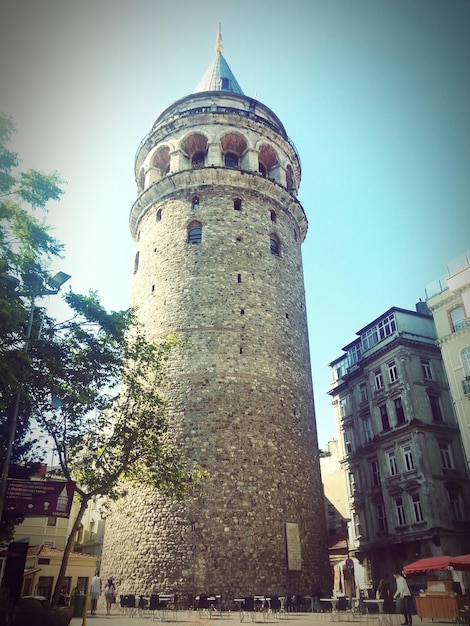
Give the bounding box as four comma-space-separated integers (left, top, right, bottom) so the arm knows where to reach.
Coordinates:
285, 522, 302, 571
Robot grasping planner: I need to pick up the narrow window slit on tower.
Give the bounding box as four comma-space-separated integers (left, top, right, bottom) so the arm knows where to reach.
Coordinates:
239, 347, 243, 354
234, 198, 242, 211
240, 309, 245, 315
192, 196, 199, 210
237, 274, 241, 283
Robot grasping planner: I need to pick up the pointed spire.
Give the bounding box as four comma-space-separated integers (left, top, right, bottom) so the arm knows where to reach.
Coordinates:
215, 22, 223, 55
193, 24, 244, 95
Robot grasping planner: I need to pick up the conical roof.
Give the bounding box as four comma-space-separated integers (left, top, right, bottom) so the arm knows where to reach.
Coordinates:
193, 24, 244, 95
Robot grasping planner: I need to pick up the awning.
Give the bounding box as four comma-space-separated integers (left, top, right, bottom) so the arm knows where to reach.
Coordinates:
403, 554, 470, 574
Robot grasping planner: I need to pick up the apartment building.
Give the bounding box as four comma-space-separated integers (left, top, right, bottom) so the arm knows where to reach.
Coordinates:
328, 305, 470, 584
426, 251, 470, 471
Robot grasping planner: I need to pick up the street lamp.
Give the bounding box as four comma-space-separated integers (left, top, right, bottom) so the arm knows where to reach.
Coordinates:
0, 271, 71, 518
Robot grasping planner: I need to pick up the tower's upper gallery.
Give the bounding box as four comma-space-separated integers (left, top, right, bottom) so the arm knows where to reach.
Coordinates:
134, 26, 302, 206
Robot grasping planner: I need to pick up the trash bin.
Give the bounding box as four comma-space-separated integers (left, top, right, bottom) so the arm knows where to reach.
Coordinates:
71, 594, 86, 617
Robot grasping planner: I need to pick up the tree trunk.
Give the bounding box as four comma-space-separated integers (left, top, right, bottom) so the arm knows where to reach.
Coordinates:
51, 494, 90, 607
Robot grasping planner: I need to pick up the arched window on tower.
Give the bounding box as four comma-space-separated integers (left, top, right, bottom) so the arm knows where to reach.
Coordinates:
181, 133, 208, 170
191, 152, 205, 168
224, 152, 239, 168
192, 196, 200, 210
270, 235, 280, 256
139, 168, 145, 191
258, 144, 279, 181
188, 221, 202, 244
153, 146, 171, 178
286, 164, 295, 193
220, 132, 247, 170
156, 208, 162, 221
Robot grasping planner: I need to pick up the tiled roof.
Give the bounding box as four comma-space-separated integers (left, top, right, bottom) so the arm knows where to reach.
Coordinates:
28, 545, 98, 560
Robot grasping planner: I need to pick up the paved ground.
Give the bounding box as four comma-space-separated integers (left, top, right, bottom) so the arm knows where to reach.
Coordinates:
69, 607, 455, 626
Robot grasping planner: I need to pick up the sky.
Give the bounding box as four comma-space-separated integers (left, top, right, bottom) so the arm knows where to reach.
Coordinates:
1, 0, 469, 450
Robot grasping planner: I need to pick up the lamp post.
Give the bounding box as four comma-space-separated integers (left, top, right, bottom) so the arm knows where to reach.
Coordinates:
0, 271, 71, 518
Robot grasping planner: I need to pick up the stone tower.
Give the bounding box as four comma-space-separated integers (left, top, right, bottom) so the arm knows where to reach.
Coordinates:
102, 27, 331, 600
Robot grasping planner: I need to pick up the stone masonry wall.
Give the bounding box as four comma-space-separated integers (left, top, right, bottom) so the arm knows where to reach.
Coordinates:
101, 101, 331, 602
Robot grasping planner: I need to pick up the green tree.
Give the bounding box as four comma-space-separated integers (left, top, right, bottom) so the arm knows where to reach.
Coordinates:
0, 112, 65, 543
29, 292, 202, 607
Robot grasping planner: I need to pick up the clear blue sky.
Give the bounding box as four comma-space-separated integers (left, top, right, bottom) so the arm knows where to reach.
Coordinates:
1, 0, 469, 449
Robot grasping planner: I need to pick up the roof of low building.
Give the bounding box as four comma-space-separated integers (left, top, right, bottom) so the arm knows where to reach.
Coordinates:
28, 544, 97, 560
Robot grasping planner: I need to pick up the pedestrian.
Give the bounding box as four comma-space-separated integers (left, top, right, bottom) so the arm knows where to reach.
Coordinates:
376, 579, 394, 613
393, 571, 413, 625
104, 578, 116, 615
90, 569, 102, 615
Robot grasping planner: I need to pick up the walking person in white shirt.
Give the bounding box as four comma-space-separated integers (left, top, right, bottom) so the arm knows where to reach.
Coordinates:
90, 570, 102, 616
393, 571, 413, 626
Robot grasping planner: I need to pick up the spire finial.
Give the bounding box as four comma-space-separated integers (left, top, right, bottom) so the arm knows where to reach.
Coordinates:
215, 22, 223, 55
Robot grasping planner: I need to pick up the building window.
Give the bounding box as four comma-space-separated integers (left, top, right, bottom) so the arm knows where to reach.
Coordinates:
224, 152, 239, 168
379, 404, 390, 431
361, 313, 397, 351
344, 430, 353, 454
359, 382, 368, 403
403, 444, 415, 471
420, 358, 433, 379
377, 503, 388, 532
348, 471, 356, 495
47, 517, 57, 527
370, 459, 381, 486
134, 251, 139, 274
348, 343, 361, 367
462, 347, 470, 376
188, 226, 202, 244
387, 451, 398, 476
156, 208, 162, 221
450, 306, 466, 332
394, 397, 406, 425
270, 237, 280, 256
234, 198, 242, 211
270, 210, 277, 222
374, 369, 384, 390
388, 360, 398, 383
364, 415, 374, 442
353, 513, 361, 538
339, 396, 349, 418
411, 493, 424, 522
447, 485, 463, 520
394, 497, 407, 526
428, 394, 443, 422
192, 196, 200, 210
440, 443, 454, 469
